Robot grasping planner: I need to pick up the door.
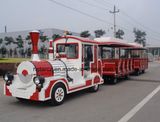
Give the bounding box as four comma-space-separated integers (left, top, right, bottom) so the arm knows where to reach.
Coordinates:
82, 44, 93, 78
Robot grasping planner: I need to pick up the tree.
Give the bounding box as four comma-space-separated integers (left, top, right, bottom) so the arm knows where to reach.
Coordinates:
14, 35, 24, 57
14, 48, 18, 58
25, 35, 31, 45
3, 37, 14, 57
52, 34, 61, 40
133, 28, 146, 47
1, 46, 7, 58
19, 49, 25, 58
4, 36, 14, 45
94, 29, 106, 38
26, 47, 31, 57
0, 38, 3, 47
15, 35, 23, 48
9, 49, 13, 57
39, 45, 47, 59
80, 30, 91, 38
40, 35, 48, 42
115, 29, 125, 39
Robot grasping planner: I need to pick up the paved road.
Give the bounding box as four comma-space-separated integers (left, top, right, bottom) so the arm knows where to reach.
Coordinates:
0, 62, 160, 122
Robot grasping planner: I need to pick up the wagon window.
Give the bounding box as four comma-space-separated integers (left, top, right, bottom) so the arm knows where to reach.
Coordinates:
98, 46, 101, 59
101, 47, 115, 59
130, 50, 140, 58
120, 49, 128, 58
57, 44, 78, 59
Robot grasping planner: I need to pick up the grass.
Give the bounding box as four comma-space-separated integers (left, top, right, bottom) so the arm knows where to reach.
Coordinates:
0, 58, 30, 63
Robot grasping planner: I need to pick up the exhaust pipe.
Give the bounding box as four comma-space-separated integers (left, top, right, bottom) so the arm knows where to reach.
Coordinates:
30, 30, 40, 61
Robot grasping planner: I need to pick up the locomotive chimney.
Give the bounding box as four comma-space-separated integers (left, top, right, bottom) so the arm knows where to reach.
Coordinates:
48, 39, 53, 60
30, 30, 40, 61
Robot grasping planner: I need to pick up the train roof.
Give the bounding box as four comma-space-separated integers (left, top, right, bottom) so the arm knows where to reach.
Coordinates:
94, 37, 132, 47
53, 36, 97, 44
127, 42, 147, 50
52, 36, 146, 49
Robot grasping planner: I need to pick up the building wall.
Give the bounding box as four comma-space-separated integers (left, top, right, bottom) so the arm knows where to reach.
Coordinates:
147, 47, 160, 60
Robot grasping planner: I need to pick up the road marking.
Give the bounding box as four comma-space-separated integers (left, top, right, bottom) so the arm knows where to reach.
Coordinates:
118, 84, 160, 122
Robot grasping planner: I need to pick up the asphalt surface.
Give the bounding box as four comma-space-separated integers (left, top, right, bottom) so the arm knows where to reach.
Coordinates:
0, 62, 160, 122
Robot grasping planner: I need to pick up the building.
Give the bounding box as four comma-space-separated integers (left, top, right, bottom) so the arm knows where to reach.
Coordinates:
147, 46, 160, 60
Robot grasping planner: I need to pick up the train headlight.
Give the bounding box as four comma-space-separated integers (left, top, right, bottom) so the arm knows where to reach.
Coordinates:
33, 76, 45, 91
3, 73, 14, 85
4, 75, 9, 81
34, 77, 40, 85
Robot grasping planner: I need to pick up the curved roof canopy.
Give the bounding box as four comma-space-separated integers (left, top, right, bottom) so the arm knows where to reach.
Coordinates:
127, 42, 146, 50
94, 37, 131, 47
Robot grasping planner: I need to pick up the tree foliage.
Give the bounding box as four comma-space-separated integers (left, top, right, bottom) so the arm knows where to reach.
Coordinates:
133, 28, 146, 47
14, 48, 18, 57
16, 35, 23, 48
115, 29, 125, 39
40, 35, 48, 42
94, 29, 106, 38
26, 47, 31, 57
52, 34, 61, 40
39, 45, 47, 58
0, 46, 7, 57
80, 30, 91, 38
0, 38, 3, 45
4, 36, 14, 45
25, 35, 31, 45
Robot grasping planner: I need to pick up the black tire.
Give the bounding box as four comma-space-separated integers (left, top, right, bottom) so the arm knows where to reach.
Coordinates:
16, 97, 28, 102
111, 77, 118, 84
103, 76, 109, 84
90, 84, 99, 92
142, 70, 145, 73
125, 74, 129, 80
135, 70, 140, 76
49, 83, 66, 106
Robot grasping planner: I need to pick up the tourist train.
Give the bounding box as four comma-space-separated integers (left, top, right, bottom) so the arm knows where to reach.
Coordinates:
3, 31, 148, 105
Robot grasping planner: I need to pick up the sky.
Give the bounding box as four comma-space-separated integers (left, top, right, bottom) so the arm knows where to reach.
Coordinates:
0, 0, 160, 46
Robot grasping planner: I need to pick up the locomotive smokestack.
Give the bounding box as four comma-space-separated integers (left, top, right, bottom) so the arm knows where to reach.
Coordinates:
48, 39, 54, 60
30, 30, 40, 61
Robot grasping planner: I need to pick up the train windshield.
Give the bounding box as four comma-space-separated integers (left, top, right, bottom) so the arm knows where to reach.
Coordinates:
57, 44, 78, 59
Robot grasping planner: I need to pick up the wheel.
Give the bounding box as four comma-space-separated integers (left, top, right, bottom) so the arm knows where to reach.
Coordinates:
142, 70, 145, 73
111, 77, 118, 84
103, 76, 108, 84
135, 70, 140, 76
90, 84, 99, 92
125, 74, 129, 80
16, 97, 28, 102
49, 83, 66, 106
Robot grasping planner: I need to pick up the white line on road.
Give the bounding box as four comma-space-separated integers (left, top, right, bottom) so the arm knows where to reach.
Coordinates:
118, 84, 160, 122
